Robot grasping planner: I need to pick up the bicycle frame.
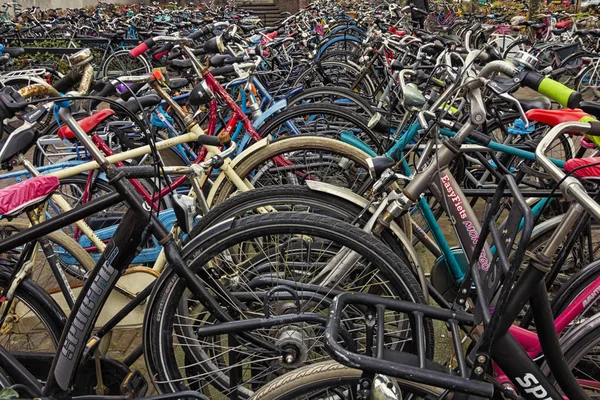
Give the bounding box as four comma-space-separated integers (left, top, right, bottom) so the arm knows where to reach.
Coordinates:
0, 105, 265, 398
342, 116, 567, 283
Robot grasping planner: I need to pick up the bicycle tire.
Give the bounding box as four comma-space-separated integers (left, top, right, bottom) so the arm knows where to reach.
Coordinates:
250, 360, 443, 400
144, 212, 433, 398
209, 134, 374, 206
292, 61, 376, 98
190, 184, 415, 270
286, 86, 376, 121
502, 38, 532, 60
257, 104, 381, 151
0, 265, 65, 354
575, 62, 600, 101
540, 313, 600, 395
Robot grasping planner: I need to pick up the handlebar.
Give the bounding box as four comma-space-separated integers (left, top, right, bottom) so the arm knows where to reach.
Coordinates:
18, 83, 61, 99
536, 121, 600, 222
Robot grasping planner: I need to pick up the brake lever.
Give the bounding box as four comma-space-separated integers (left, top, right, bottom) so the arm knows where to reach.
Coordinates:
498, 92, 529, 128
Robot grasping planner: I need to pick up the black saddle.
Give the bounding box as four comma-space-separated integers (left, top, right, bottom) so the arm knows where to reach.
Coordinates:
517, 96, 552, 112
170, 78, 189, 91
580, 101, 600, 119
3, 47, 24, 58
0, 127, 38, 165
169, 59, 192, 69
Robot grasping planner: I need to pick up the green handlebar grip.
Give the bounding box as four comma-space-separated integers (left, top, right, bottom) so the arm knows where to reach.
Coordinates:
520, 70, 582, 109
537, 77, 582, 109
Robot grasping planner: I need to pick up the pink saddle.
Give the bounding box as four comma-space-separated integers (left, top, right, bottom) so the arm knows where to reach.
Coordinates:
0, 176, 59, 216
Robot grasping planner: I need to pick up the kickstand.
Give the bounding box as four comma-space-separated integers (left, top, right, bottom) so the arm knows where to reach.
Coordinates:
94, 349, 107, 395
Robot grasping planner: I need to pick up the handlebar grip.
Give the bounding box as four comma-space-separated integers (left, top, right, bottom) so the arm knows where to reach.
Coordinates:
224, 56, 249, 65
86, 81, 117, 110
521, 70, 582, 109
152, 43, 174, 60
52, 69, 82, 93
189, 24, 212, 39
198, 135, 221, 146
584, 121, 600, 136
129, 38, 155, 58
209, 65, 236, 76
119, 82, 147, 101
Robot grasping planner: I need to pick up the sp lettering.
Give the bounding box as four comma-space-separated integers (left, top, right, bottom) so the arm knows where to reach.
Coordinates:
515, 374, 551, 399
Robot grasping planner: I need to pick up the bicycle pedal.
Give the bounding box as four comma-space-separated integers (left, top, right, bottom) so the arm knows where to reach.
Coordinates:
120, 370, 148, 398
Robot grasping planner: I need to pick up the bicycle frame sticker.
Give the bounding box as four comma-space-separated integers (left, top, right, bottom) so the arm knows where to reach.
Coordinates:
47, 208, 150, 394
54, 245, 120, 390
439, 171, 491, 272
433, 169, 494, 289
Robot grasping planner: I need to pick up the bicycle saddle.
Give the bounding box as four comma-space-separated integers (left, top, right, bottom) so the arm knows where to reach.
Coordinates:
170, 78, 189, 91
552, 28, 566, 35
525, 108, 589, 126
390, 60, 406, 71
3, 47, 24, 58
555, 20, 572, 29
0, 175, 59, 217
239, 24, 256, 33
169, 59, 192, 69
57, 109, 115, 140
210, 54, 231, 67
565, 157, 600, 178
579, 102, 600, 119
516, 96, 552, 112
0, 126, 38, 166
530, 23, 546, 29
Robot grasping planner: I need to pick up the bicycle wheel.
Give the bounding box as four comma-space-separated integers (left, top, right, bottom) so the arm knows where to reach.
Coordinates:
292, 61, 376, 99
541, 313, 600, 396
576, 62, 600, 102
250, 360, 443, 400
209, 135, 373, 206
100, 49, 151, 79
502, 39, 532, 61
257, 104, 382, 151
286, 87, 376, 122
190, 185, 416, 271
0, 265, 64, 353
144, 212, 432, 399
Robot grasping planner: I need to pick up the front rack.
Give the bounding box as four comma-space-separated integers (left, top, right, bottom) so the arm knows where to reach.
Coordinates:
324, 174, 533, 398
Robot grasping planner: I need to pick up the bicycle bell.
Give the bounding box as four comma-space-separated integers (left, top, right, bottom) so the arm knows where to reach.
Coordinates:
511, 51, 540, 71
69, 48, 93, 68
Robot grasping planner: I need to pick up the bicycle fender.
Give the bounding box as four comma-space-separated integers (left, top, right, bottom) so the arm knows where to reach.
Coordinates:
305, 181, 429, 301
206, 135, 272, 206
252, 99, 287, 130
530, 214, 562, 242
